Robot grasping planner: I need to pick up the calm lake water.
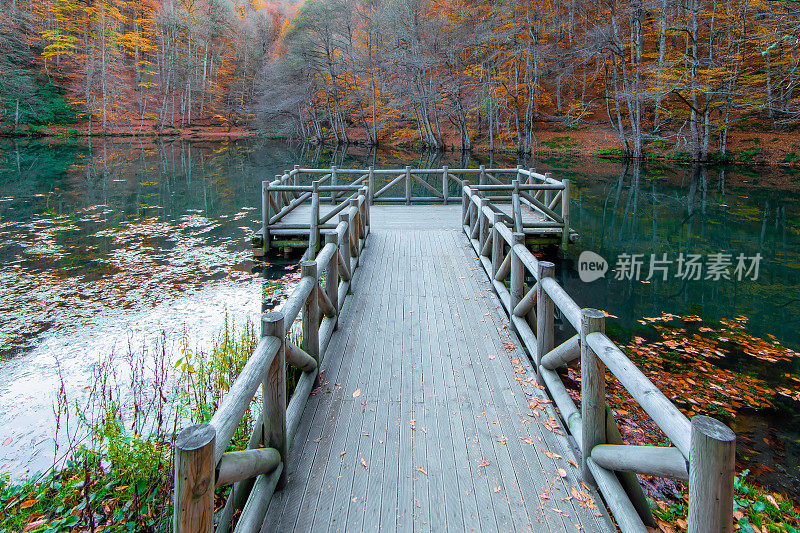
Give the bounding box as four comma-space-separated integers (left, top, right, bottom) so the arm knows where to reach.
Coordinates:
0, 139, 798, 492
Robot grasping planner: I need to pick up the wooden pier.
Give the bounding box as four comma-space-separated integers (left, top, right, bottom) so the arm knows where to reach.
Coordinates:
251, 166, 578, 256
173, 169, 736, 533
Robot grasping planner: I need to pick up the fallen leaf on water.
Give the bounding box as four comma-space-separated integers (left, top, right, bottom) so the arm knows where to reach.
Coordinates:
544, 450, 562, 460
478, 460, 490, 468
360, 458, 368, 469
418, 467, 428, 476
2, 438, 11, 445
557, 468, 567, 478
520, 437, 534, 446
493, 486, 501, 492
353, 389, 361, 398
496, 435, 507, 444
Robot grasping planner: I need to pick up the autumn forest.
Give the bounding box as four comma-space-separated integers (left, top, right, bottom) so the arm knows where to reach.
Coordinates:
1, 0, 799, 161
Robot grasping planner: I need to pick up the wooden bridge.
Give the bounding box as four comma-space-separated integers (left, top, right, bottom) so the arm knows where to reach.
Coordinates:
172, 168, 736, 533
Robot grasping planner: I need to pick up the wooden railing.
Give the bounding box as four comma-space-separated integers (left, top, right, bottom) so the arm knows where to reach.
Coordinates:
462, 184, 736, 533
172, 191, 370, 532
256, 165, 574, 254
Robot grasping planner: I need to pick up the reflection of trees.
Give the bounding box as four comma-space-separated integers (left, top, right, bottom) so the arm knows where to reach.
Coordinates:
572, 160, 799, 349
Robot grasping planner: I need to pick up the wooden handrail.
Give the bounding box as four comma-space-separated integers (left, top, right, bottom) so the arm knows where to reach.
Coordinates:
173, 203, 371, 533
461, 183, 735, 533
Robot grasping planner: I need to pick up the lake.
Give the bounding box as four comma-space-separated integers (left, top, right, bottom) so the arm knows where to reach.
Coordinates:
0, 138, 798, 494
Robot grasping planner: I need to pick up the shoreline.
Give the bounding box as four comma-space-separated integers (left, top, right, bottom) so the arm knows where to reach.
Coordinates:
3, 124, 800, 169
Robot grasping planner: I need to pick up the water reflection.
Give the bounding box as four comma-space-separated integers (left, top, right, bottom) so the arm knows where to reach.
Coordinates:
0, 138, 798, 484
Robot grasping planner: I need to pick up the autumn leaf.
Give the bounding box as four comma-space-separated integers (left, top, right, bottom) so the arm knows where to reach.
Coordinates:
417, 467, 428, 476
353, 388, 361, 398
360, 458, 367, 469
20, 499, 37, 509
557, 468, 567, 478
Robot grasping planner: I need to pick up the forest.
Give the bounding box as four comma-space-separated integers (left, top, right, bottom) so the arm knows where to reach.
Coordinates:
1, 0, 800, 161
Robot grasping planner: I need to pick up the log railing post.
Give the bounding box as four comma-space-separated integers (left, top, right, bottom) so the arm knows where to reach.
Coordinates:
363, 187, 371, 235
442, 165, 449, 204
173, 424, 216, 533
262, 311, 287, 488
262, 181, 270, 255
688, 416, 736, 533
510, 232, 525, 321
536, 262, 555, 371
512, 179, 523, 233
368, 166, 375, 205
479, 164, 486, 186
580, 308, 606, 486
349, 199, 361, 263
462, 187, 468, 228
491, 212, 504, 278
330, 165, 338, 205
325, 233, 339, 327
478, 196, 489, 252
340, 211, 353, 274
469, 193, 477, 234
561, 178, 571, 249
276, 174, 287, 208
310, 180, 320, 256
405, 166, 412, 205
544, 171, 554, 208
301, 261, 319, 364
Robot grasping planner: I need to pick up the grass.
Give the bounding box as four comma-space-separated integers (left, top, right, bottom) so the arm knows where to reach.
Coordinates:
0, 314, 286, 533
540, 135, 580, 150
594, 147, 624, 161
650, 470, 800, 532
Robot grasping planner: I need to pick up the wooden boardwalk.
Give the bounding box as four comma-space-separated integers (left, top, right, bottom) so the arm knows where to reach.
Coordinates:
262, 206, 614, 532
174, 171, 737, 533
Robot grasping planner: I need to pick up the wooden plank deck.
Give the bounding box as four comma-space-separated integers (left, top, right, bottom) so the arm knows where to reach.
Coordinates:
262, 206, 614, 532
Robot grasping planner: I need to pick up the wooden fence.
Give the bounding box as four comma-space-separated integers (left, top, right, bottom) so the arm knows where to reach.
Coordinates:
256, 165, 574, 254
172, 190, 370, 532
462, 184, 736, 533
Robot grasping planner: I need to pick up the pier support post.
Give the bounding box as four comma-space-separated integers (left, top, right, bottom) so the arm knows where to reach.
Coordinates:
262, 312, 287, 488
688, 416, 736, 533
580, 308, 606, 486
173, 424, 216, 533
